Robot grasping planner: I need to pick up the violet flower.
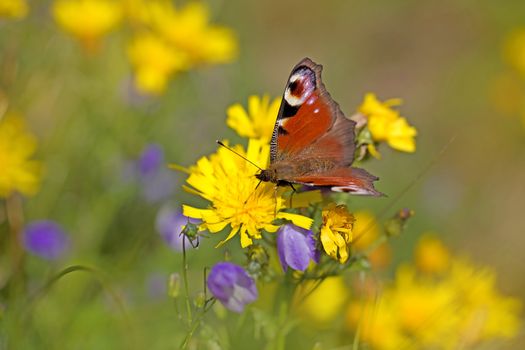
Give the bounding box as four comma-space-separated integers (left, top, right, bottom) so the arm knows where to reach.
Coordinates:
138, 144, 164, 176
207, 262, 258, 313
155, 205, 198, 251
23, 220, 70, 260
133, 143, 175, 203
277, 224, 319, 272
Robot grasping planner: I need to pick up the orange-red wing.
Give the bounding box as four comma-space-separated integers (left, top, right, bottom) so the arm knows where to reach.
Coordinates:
270, 58, 356, 166
293, 167, 383, 197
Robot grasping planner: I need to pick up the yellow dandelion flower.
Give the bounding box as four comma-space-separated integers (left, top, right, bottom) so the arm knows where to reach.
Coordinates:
320, 203, 354, 263
414, 234, 450, 274
295, 277, 348, 325
179, 138, 313, 248
358, 93, 417, 154
147, 1, 238, 65
503, 28, 525, 77
0, 114, 42, 198
0, 0, 28, 18
127, 33, 189, 94
52, 0, 122, 52
226, 95, 280, 143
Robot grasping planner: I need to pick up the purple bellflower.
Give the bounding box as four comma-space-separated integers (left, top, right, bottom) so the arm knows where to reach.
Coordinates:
277, 224, 319, 272
23, 220, 70, 260
207, 262, 258, 313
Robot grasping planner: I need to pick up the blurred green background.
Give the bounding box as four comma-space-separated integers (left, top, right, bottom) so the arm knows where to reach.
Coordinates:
1, 0, 524, 348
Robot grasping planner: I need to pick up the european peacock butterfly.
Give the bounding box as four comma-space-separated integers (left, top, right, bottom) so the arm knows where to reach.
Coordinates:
255, 57, 382, 196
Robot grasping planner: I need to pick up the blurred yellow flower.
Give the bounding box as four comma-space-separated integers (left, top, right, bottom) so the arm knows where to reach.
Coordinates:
503, 28, 525, 77
52, 0, 122, 52
149, 1, 238, 65
179, 139, 313, 248
226, 95, 280, 143
125, 1, 237, 94
320, 204, 354, 263
295, 277, 348, 325
346, 237, 523, 350
358, 93, 417, 154
0, 114, 42, 198
415, 233, 450, 274
127, 33, 189, 94
448, 260, 522, 345
0, 0, 28, 18
347, 298, 406, 350
353, 210, 391, 269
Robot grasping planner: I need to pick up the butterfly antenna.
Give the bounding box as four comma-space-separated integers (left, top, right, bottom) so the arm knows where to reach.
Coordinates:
354, 135, 457, 243
216, 140, 263, 171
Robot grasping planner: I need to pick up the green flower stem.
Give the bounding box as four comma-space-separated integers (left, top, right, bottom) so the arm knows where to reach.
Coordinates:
182, 235, 193, 324
6, 194, 26, 296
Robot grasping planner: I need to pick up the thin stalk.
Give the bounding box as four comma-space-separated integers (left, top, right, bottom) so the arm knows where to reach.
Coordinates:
182, 235, 192, 324
6, 194, 25, 296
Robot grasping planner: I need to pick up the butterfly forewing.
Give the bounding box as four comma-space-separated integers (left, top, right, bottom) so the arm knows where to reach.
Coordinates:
264, 57, 382, 196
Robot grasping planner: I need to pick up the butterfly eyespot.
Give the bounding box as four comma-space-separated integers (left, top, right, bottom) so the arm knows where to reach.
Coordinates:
284, 67, 316, 107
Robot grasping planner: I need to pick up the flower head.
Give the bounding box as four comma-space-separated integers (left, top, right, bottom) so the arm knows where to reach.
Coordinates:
137, 143, 164, 176
503, 28, 525, 77
320, 203, 354, 263
296, 277, 348, 324
155, 205, 198, 251
52, 0, 122, 52
352, 210, 391, 269
132, 143, 175, 203
127, 33, 189, 94
276, 224, 318, 272
0, 114, 42, 198
148, 1, 238, 65
415, 233, 450, 274
180, 138, 313, 248
23, 220, 70, 260
226, 95, 280, 142
207, 262, 258, 313
126, 0, 238, 94
0, 0, 28, 18
358, 93, 417, 154
345, 238, 523, 349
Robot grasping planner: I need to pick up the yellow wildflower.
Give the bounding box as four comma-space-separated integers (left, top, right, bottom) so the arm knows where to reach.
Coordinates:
0, 114, 42, 198
125, 1, 237, 94
179, 139, 313, 248
145, 1, 237, 65
447, 260, 522, 345
346, 298, 407, 350
226, 95, 280, 143
358, 93, 417, 154
52, 0, 122, 52
346, 239, 522, 350
0, 0, 28, 18
127, 33, 189, 94
320, 203, 354, 263
295, 277, 348, 325
353, 210, 391, 269
415, 234, 450, 274
503, 28, 525, 77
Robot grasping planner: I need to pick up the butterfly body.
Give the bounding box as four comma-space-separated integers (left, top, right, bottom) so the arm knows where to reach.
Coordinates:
256, 58, 382, 196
